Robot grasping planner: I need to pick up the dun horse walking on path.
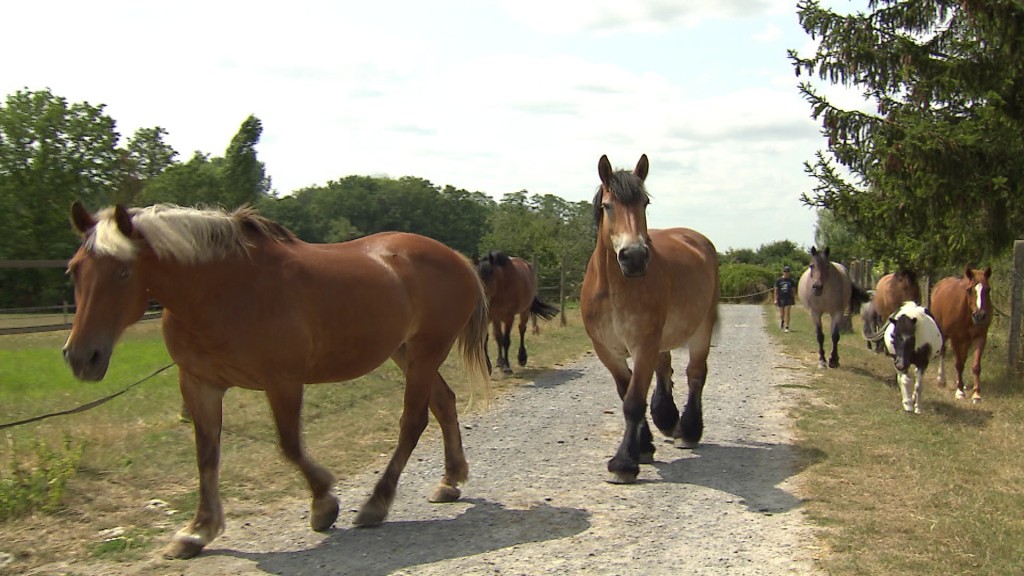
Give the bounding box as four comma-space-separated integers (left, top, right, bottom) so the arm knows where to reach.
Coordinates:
475, 251, 559, 375
62, 202, 489, 559
930, 266, 993, 403
798, 246, 870, 368
865, 270, 922, 352
581, 154, 720, 484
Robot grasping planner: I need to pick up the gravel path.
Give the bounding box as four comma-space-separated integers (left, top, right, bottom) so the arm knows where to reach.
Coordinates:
44, 304, 823, 576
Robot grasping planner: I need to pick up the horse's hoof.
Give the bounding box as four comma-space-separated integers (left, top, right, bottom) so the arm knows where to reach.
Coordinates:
311, 494, 339, 532
162, 538, 205, 560
818, 362, 827, 369
638, 452, 655, 464
606, 471, 638, 484
353, 502, 388, 527
828, 360, 840, 369
955, 390, 966, 400
674, 437, 699, 449
972, 396, 982, 404
429, 484, 461, 503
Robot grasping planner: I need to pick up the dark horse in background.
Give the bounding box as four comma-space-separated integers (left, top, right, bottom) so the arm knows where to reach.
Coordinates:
864, 270, 922, 352
930, 266, 993, 403
581, 154, 719, 484
798, 246, 870, 368
62, 202, 489, 559
476, 250, 559, 375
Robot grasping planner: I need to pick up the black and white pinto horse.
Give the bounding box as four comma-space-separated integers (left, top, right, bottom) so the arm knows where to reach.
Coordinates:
884, 301, 944, 414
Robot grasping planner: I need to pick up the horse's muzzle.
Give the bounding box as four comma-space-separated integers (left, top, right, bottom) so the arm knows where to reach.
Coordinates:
62, 343, 112, 381
617, 245, 650, 278
972, 310, 988, 325
811, 283, 823, 296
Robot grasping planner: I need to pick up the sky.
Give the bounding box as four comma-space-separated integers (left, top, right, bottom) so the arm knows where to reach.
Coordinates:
0, 0, 865, 251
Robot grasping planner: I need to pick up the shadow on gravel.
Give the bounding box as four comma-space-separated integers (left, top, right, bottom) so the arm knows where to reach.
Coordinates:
652, 441, 825, 514
217, 498, 590, 575
529, 368, 584, 389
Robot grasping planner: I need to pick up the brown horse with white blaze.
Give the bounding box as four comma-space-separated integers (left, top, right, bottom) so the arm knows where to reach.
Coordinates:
62, 202, 489, 559
930, 266, 993, 403
476, 250, 559, 375
581, 154, 720, 484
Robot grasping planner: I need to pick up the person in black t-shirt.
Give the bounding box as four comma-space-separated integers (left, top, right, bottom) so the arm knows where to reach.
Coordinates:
774, 265, 797, 332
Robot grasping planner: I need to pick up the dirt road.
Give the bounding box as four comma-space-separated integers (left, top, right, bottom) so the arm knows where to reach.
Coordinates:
41, 304, 822, 575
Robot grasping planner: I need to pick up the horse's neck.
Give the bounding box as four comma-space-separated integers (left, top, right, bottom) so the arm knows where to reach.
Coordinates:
143, 254, 240, 318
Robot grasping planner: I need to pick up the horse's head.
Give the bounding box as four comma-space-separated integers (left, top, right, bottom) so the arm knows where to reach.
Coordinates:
594, 154, 651, 278
807, 246, 831, 296
62, 202, 151, 381
475, 250, 510, 296
963, 266, 993, 325
889, 313, 917, 373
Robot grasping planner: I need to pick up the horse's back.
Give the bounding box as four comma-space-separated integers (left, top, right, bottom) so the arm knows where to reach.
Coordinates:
650, 227, 719, 348
874, 272, 922, 318
487, 257, 536, 319
929, 277, 972, 337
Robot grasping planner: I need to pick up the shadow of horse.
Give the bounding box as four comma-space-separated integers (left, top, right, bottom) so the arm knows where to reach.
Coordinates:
213, 499, 590, 576
524, 368, 585, 389
652, 441, 826, 514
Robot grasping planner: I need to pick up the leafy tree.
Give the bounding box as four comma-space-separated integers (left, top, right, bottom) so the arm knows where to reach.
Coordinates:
0, 89, 122, 305
813, 209, 865, 265
114, 126, 178, 205
136, 151, 224, 207
222, 114, 270, 208
789, 0, 1024, 271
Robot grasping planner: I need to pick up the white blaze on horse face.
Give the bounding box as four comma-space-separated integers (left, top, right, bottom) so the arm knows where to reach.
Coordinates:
607, 203, 648, 256
975, 282, 985, 311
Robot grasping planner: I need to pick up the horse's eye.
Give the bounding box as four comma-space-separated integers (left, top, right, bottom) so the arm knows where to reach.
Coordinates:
601, 202, 612, 212
117, 266, 131, 282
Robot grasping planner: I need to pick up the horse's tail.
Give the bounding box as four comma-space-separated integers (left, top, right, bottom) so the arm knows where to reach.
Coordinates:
849, 283, 871, 313
458, 267, 492, 407
530, 297, 560, 322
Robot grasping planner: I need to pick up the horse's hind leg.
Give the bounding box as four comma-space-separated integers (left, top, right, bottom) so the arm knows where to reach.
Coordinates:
265, 384, 338, 532
427, 373, 468, 503
500, 320, 514, 374
650, 351, 679, 437
355, 343, 442, 526
517, 312, 529, 367
164, 375, 226, 560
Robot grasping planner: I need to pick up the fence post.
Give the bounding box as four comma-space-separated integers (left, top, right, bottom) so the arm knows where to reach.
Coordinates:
559, 254, 567, 327
1009, 240, 1024, 371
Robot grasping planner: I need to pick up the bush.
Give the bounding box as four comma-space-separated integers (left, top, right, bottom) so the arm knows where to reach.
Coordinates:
0, 433, 82, 520
720, 263, 777, 303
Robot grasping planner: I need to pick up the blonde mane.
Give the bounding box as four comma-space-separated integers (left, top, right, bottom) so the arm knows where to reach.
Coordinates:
86, 204, 294, 263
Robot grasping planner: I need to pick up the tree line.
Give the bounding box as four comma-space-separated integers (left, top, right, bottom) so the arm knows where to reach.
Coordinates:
0, 88, 598, 308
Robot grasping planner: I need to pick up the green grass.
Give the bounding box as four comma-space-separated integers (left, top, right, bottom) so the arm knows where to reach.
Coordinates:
0, 305, 595, 569
773, 305, 1024, 575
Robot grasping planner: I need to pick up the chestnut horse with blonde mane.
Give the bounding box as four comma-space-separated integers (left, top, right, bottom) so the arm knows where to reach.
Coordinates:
476, 250, 559, 375
930, 266, 993, 403
62, 202, 489, 559
581, 154, 719, 484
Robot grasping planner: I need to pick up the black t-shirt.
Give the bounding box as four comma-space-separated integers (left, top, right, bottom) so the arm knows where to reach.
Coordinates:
775, 276, 796, 304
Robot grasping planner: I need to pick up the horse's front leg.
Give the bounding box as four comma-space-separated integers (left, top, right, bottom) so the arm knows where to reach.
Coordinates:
592, 342, 653, 482
265, 384, 338, 532
952, 341, 970, 400
164, 374, 226, 560
812, 313, 826, 368
936, 343, 948, 388
970, 337, 986, 403
608, 349, 657, 484
828, 319, 841, 368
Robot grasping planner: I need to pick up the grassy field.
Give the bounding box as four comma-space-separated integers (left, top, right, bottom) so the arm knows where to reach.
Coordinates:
0, 306, 595, 570
774, 305, 1024, 575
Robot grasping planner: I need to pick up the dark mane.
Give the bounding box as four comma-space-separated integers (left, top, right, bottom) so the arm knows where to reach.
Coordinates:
476, 250, 512, 282
592, 169, 651, 224
893, 269, 917, 286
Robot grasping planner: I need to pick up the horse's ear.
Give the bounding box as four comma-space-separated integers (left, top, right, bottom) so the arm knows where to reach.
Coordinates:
598, 155, 613, 186
964, 265, 973, 280
810, 246, 818, 256
823, 246, 830, 259
70, 201, 96, 235
634, 154, 649, 182
113, 204, 134, 238
984, 266, 992, 279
